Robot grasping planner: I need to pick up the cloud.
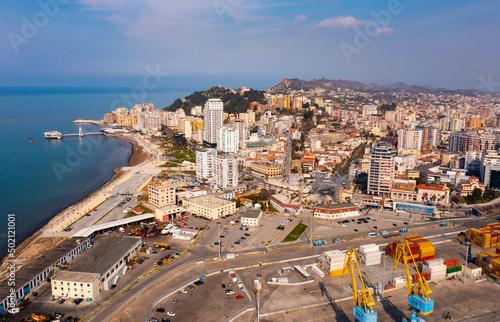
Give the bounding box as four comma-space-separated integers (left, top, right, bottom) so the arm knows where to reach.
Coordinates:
375, 27, 394, 35
318, 15, 369, 30
293, 14, 306, 26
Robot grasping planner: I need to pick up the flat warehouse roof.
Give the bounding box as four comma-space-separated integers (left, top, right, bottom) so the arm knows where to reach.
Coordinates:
0, 237, 85, 300
53, 271, 100, 283
185, 195, 233, 208
68, 236, 141, 275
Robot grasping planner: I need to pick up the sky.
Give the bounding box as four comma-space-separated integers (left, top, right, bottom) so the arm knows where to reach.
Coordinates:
1, 0, 500, 90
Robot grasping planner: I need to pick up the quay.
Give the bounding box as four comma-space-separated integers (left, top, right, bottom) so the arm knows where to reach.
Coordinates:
44, 127, 103, 139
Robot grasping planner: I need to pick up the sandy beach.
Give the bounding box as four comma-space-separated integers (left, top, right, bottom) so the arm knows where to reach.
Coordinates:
0, 133, 153, 279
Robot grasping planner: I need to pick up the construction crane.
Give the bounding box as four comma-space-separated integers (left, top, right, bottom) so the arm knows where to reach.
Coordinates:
342, 248, 377, 322
393, 240, 434, 322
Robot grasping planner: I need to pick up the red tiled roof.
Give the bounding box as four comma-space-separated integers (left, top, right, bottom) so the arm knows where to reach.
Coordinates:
416, 184, 449, 191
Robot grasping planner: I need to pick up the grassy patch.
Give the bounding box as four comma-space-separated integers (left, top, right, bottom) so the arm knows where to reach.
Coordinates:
136, 204, 153, 214
242, 177, 255, 182
124, 212, 140, 218
138, 192, 149, 202
282, 223, 308, 243
268, 204, 280, 213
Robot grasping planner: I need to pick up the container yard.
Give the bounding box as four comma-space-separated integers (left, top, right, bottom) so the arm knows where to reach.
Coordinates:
466, 222, 500, 248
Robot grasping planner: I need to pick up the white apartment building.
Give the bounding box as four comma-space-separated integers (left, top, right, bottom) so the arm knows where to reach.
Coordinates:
196, 149, 216, 182
148, 182, 176, 208
204, 99, 224, 147
218, 127, 239, 153
362, 105, 378, 118
215, 154, 239, 189
397, 128, 423, 150
311, 138, 322, 150
367, 141, 397, 196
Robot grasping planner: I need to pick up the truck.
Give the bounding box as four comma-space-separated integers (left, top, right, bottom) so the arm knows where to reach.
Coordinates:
229, 272, 238, 283
333, 238, 342, 244
399, 227, 408, 233
380, 231, 389, 236
368, 232, 377, 237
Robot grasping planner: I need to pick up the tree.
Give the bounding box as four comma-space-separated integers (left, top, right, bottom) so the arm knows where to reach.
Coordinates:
487, 205, 494, 214
470, 188, 483, 203
415, 177, 425, 185
423, 192, 429, 201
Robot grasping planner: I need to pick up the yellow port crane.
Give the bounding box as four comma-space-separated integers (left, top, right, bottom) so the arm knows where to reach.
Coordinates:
393, 240, 434, 322
342, 248, 377, 322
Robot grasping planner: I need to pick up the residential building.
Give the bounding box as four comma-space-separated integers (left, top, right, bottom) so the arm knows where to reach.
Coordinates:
204, 98, 224, 147
250, 162, 283, 178
448, 132, 481, 152
218, 127, 239, 153
148, 183, 176, 208
215, 154, 239, 189
484, 165, 500, 190
270, 194, 302, 214
362, 105, 377, 118
196, 149, 216, 181
241, 209, 262, 228
311, 138, 322, 150
313, 203, 359, 220
182, 195, 236, 220
397, 128, 423, 150
480, 150, 500, 184
367, 141, 397, 196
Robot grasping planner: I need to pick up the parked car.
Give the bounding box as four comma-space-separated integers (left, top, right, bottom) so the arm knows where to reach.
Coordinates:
180, 289, 187, 294
187, 285, 195, 289
156, 308, 165, 312
194, 281, 204, 285
244, 233, 250, 236
227, 283, 233, 287
166, 312, 175, 317
226, 289, 234, 295
173, 298, 179, 304
148, 318, 158, 322
110, 284, 117, 290
236, 295, 244, 299
73, 298, 83, 305
221, 284, 226, 288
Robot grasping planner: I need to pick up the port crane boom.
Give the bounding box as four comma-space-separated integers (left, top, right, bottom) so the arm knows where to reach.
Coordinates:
393, 240, 434, 322
342, 248, 377, 322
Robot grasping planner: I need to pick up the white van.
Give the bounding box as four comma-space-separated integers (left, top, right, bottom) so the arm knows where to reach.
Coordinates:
119, 227, 126, 233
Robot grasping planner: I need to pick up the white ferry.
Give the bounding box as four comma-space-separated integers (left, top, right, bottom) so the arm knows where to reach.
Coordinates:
44, 131, 62, 139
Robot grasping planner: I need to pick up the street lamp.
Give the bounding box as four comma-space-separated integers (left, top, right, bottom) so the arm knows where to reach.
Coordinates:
217, 223, 222, 261
381, 253, 386, 298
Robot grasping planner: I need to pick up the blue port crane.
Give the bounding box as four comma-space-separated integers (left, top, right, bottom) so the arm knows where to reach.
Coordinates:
342, 248, 378, 322
393, 240, 434, 322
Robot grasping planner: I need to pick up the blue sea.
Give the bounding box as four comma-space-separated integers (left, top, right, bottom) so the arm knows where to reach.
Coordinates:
0, 88, 189, 257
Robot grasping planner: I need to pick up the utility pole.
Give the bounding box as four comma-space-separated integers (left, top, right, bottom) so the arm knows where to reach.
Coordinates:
463, 242, 469, 284
381, 253, 386, 298
310, 209, 314, 247
218, 223, 222, 261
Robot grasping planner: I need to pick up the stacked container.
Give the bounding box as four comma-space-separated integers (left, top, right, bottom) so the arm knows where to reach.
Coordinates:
475, 251, 500, 279
393, 277, 406, 288
405, 235, 435, 262
422, 258, 446, 281
386, 240, 420, 263
357, 244, 382, 266
446, 265, 463, 276
466, 223, 500, 248
385, 236, 436, 263
318, 250, 346, 277
443, 258, 459, 268
411, 271, 430, 282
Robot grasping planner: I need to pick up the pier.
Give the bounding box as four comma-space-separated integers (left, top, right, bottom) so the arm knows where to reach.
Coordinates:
44, 127, 103, 139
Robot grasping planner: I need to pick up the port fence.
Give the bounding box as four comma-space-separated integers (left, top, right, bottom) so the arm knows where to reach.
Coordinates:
81, 225, 208, 321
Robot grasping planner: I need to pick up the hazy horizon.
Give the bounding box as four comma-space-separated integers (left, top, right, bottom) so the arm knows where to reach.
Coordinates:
2, 1, 500, 91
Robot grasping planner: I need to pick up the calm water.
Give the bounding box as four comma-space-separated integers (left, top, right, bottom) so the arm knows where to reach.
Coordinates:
0, 88, 189, 257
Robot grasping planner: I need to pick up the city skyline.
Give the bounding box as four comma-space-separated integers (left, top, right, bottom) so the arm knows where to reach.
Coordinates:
2, 1, 500, 90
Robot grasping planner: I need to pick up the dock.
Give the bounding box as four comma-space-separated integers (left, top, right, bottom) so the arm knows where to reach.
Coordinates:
44, 127, 103, 139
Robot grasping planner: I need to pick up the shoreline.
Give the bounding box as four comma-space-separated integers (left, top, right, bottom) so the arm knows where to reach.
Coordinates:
0, 133, 153, 277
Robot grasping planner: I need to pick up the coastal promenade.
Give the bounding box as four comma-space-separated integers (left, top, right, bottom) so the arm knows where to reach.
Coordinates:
0, 133, 159, 280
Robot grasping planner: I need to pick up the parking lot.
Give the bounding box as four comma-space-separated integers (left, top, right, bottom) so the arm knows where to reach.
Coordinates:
149, 272, 251, 322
